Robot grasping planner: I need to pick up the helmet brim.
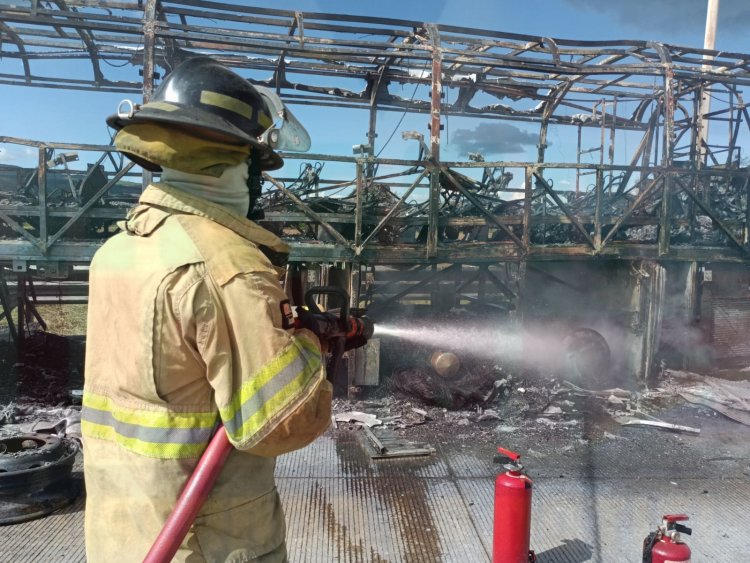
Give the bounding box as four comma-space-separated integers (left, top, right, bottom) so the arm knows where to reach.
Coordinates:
107, 103, 283, 171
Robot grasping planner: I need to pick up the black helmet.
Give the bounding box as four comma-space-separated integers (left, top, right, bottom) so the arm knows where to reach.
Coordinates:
107, 57, 283, 171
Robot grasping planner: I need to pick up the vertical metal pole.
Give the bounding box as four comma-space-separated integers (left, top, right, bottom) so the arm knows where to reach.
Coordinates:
575, 125, 582, 196
599, 99, 606, 168
609, 97, 617, 191
515, 261, 527, 326
594, 167, 603, 251
426, 24, 442, 259
354, 161, 364, 255
428, 25, 442, 164
142, 0, 158, 103
727, 89, 734, 166
345, 262, 358, 398
427, 165, 440, 259
698, 0, 720, 165
523, 166, 532, 252
659, 174, 672, 256
37, 146, 47, 252
141, 0, 158, 189
0, 270, 18, 343
659, 53, 674, 257
17, 274, 25, 348
367, 106, 378, 178
690, 92, 700, 166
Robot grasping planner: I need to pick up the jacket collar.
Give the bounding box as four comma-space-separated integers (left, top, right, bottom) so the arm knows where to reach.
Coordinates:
137, 183, 290, 257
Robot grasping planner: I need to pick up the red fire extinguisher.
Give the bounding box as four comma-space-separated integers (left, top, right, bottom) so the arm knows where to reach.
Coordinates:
642, 514, 692, 563
493, 447, 535, 563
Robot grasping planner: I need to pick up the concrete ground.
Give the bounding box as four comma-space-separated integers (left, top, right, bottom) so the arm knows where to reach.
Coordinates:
1, 393, 749, 563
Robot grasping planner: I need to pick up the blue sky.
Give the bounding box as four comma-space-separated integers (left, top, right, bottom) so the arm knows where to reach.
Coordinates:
1, 0, 748, 182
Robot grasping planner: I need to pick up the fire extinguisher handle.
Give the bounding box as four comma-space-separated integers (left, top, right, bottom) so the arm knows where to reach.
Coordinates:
674, 523, 692, 536
496, 446, 521, 462
663, 513, 690, 523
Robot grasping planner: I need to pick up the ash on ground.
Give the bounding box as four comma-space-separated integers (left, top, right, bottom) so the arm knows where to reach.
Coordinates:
336, 364, 750, 464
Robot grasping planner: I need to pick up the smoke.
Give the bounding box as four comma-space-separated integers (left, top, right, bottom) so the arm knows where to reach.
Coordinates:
564, 0, 749, 35
450, 123, 538, 156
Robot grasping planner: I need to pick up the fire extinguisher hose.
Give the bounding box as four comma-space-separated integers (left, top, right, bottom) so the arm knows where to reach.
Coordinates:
143, 428, 233, 563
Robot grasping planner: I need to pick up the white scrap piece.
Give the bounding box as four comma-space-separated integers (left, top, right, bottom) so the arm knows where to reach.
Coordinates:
334, 411, 383, 427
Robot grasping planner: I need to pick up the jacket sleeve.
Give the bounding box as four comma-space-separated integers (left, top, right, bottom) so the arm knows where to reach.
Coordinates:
194, 268, 331, 455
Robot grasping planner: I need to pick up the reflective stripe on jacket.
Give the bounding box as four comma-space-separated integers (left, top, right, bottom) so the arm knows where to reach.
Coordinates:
82, 183, 330, 562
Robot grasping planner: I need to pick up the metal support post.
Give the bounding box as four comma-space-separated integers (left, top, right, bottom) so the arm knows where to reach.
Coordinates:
37, 146, 47, 252
141, 0, 158, 189
426, 25, 442, 260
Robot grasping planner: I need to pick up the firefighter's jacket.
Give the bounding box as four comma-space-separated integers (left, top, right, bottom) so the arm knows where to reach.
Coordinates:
82, 183, 331, 562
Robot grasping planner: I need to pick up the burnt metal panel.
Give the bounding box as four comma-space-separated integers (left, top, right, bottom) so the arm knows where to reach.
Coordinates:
711, 296, 750, 367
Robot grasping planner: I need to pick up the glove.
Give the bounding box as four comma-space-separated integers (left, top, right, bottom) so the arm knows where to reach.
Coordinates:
295, 307, 333, 354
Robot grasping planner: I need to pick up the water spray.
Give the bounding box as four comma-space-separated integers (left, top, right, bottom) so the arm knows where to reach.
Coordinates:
374, 320, 612, 382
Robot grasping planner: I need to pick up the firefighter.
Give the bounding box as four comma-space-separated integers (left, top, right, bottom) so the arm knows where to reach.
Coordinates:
81, 57, 331, 562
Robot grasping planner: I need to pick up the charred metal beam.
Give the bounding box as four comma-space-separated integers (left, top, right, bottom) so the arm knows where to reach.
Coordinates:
598, 173, 664, 251
673, 175, 749, 254
46, 162, 135, 248
358, 169, 429, 252
37, 146, 47, 250
533, 171, 596, 250
482, 266, 517, 300
0, 21, 31, 82
263, 173, 351, 247
441, 168, 525, 249
368, 263, 461, 311
53, 1, 103, 84
0, 212, 44, 252
141, 0, 158, 102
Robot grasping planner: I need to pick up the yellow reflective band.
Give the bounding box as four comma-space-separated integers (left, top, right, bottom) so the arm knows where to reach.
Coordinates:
228, 357, 319, 444
81, 420, 207, 459
83, 392, 217, 429
220, 336, 322, 443
200, 90, 254, 121
82, 392, 217, 459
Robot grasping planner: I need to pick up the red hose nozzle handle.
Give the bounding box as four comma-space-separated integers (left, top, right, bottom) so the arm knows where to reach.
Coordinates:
496, 447, 521, 462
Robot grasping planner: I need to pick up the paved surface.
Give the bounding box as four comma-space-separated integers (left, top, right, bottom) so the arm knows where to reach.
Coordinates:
2, 414, 749, 563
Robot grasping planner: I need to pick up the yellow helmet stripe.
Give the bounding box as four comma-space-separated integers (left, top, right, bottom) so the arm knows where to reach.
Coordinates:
200, 90, 254, 121
258, 110, 273, 130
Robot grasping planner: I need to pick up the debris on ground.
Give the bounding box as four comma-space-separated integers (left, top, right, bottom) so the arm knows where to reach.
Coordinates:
333, 411, 382, 428
360, 424, 435, 459
12, 332, 85, 404
477, 409, 501, 422
562, 380, 631, 399
388, 364, 496, 409
0, 403, 82, 442
665, 370, 750, 426
329, 363, 750, 455
614, 416, 700, 435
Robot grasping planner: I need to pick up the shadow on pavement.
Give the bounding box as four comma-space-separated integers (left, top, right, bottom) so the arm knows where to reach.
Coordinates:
536, 538, 594, 562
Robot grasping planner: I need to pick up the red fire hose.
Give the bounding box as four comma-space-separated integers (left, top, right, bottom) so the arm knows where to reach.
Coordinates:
142, 428, 233, 563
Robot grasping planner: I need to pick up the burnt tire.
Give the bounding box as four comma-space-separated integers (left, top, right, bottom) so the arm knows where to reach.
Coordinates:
0, 434, 80, 525
562, 328, 611, 383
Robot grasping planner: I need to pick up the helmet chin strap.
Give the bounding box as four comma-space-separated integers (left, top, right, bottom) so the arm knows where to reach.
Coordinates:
246, 152, 265, 221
